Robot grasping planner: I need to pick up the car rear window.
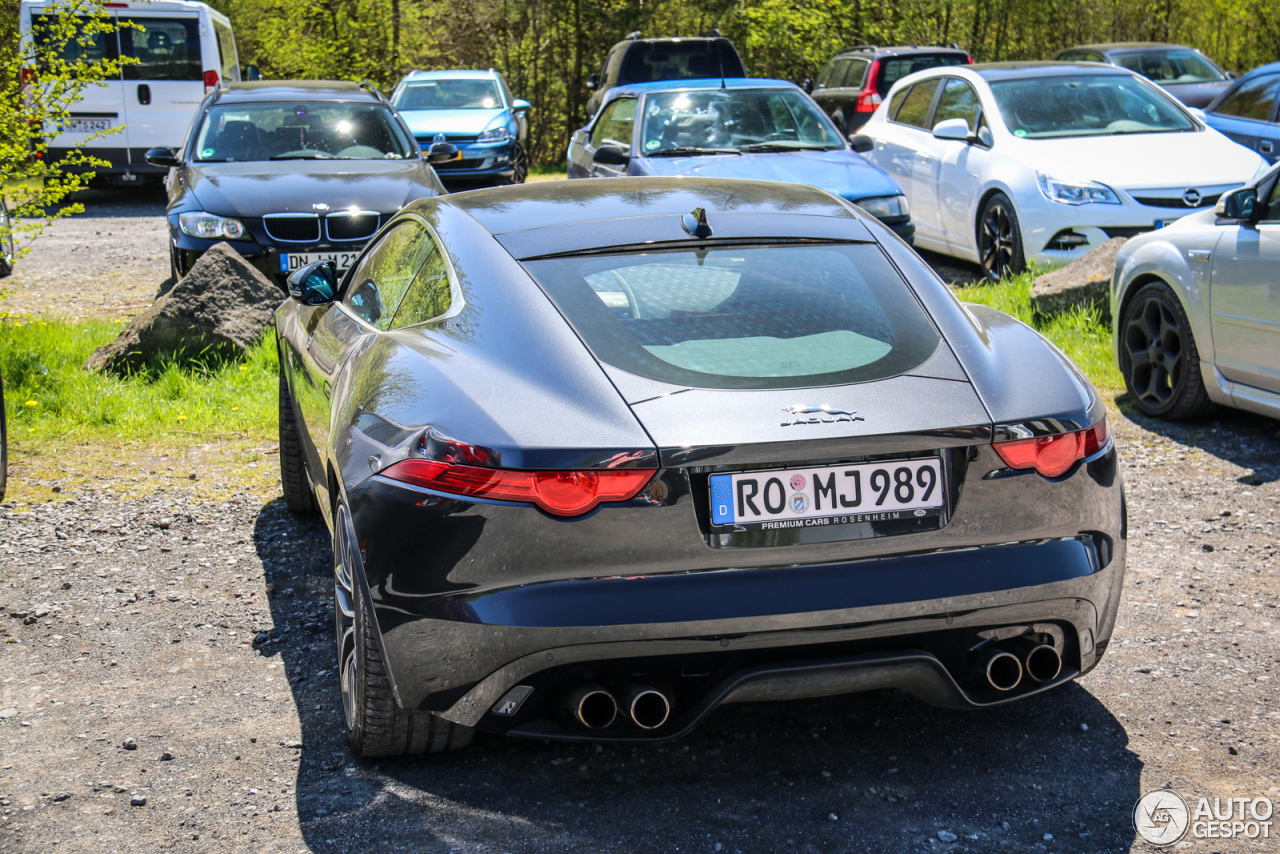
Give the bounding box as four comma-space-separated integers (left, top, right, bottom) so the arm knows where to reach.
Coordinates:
621, 42, 745, 84
521, 244, 940, 390
877, 53, 969, 95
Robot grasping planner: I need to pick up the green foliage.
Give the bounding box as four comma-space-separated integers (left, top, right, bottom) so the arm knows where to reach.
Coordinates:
955, 270, 1122, 391
0, 314, 278, 445
1, 0, 137, 255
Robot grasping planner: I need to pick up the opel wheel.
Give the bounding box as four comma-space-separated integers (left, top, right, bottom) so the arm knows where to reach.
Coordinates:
978, 192, 1025, 280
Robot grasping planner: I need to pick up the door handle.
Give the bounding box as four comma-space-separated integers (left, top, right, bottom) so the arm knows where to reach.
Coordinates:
137, 84, 151, 105
1261, 140, 1275, 155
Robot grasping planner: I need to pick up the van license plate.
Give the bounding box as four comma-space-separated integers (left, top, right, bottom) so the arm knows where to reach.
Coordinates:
709, 458, 944, 531
64, 118, 113, 132
280, 251, 360, 273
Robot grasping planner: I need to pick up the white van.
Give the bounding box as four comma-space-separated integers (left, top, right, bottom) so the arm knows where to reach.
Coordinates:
20, 0, 246, 184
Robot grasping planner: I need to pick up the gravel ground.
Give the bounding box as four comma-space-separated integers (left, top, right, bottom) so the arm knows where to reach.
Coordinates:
1, 189, 1277, 854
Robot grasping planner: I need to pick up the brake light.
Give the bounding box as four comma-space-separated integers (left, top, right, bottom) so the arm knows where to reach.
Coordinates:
204, 69, 219, 93
966, 55, 974, 64
379, 459, 656, 517
992, 417, 1111, 478
854, 60, 882, 112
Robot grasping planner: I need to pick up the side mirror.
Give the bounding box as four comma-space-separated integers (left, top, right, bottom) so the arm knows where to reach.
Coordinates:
286, 260, 338, 305
243, 64, 261, 81
145, 146, 180, 168
586, 73, 598, 91
592, 144, 630, 165
802, 78, 814, 93
847, 134, 874, 154
425, 141, 460, 165
1227, 71, 1237, 80
1216, 186, 1257, 221
511, 98, 531, 113
931, 118, 972, 141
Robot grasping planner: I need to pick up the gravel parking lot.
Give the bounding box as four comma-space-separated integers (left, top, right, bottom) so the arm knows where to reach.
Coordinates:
0, 190, 1277, 854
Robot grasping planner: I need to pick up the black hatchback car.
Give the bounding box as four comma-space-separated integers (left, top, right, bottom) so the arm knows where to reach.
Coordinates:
148, 81, 453, 284
586, 32, 746, 117
807, 44, 973, 133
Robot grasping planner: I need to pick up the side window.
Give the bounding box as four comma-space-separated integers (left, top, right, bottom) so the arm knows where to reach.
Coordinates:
1085, 53, 1107, 63
933, 78, 982, 131
819, 58, 851, 90
591, 97, 637, 148
213, 20, 239, 83
31, 14, 121, 75
840, 59, 870, 89
119, 16, 202, 81
1215, 74, 1280, 121
890, 78, 940, 129
342, 221, 435, 330
814, 61, 838, 90
1264, 177, 1280, 222
391, 249, 453, 328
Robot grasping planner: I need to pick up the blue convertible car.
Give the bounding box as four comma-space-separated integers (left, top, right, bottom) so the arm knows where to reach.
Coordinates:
391, 69, 532, 184
567, 79, 914, 241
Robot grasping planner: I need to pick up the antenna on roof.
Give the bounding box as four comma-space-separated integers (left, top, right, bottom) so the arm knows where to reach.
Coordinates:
715, 34, 726, 89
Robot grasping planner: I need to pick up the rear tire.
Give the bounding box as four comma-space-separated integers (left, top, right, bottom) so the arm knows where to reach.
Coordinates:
1119, 281, 1214, 420
977, 192, 1026, 280
334, 500, 474, 757
278, 369, 316, 515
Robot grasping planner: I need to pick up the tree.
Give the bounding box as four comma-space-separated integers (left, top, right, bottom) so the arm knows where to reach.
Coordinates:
0, 0, 132, 263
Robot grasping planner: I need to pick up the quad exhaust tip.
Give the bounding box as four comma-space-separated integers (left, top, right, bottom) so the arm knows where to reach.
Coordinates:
622, 684, 671, 730
1008, 637, 1063, 683
565, 683, 617, 729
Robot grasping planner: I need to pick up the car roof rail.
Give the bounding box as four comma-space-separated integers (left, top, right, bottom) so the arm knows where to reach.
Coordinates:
843, 44, 879, 53
701, 27, 721, 37
625, 30, 642, 40
357, 80, 388, 103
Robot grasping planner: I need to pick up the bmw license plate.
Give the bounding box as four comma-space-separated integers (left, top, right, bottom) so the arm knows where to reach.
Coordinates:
279, 251, 361, 274
709, 458, 944, 532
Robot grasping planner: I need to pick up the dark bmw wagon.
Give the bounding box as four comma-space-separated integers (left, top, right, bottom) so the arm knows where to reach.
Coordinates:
275, 177, 1125, 757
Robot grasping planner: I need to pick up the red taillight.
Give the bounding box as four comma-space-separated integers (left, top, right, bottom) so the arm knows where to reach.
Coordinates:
204, 69, 219, 92
992, 417, 1111, 478
966, 55, 974, 64
854, 60, 882, 112
380, 459, 655, 517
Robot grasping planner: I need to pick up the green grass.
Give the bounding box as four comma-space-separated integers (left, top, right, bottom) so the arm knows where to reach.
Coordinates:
0, 314, 278, 447
952, 270, 1122, 392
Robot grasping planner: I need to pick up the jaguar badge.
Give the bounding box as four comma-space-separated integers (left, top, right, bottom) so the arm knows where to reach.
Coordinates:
781, 405, 864, 427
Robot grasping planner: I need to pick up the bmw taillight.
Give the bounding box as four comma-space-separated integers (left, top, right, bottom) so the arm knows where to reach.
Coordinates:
379, 459, 655, 517
854, 60, 882, 113
992, 417, 1111, 478
204, 69, 219, 93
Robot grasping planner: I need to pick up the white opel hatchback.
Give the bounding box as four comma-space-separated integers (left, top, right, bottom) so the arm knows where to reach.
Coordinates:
857, 62, 1269, 278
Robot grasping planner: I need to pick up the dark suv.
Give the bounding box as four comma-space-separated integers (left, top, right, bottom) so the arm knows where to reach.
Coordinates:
586, 31, 746, 117
808, 44, 973, 133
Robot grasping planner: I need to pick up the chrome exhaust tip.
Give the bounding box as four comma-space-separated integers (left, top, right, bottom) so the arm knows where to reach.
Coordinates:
621, 684, 671, 730
564, 683, 618, 729
972, 648, 1022, 691
1008, 637, 1062, 683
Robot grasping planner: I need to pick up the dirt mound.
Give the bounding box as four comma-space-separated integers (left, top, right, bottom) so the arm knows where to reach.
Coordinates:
1029, 237, 1127, 321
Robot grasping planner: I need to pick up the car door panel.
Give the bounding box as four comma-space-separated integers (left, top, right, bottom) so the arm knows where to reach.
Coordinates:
1210, 201, 1280, 390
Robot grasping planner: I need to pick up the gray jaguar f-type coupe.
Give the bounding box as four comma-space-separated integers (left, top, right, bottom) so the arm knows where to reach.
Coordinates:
275, 177, 1125, 757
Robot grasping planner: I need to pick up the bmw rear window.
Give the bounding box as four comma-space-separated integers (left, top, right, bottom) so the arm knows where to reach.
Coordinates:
521, 244, 940, 390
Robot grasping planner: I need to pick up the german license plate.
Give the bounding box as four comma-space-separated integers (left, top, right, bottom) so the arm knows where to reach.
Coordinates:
279, 251, 361, 274
709, 458, 944, 532
64, 118, 113, 133
1154, 218, 1182, 229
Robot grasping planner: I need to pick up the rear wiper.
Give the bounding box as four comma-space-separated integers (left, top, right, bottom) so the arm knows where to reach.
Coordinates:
647, 147, 741, 157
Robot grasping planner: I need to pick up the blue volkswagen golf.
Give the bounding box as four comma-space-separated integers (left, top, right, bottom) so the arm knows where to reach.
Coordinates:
390, 69, 532, 184
567, 79, 913, 241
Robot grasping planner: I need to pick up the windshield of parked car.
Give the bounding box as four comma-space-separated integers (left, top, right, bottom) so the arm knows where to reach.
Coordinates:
640, 89, 843, 155
192, 102, 415, 161
521, 244, 939, 390
1112, 49, 1226, 84
988, 75, 1197, 138
393, 80, 503, 110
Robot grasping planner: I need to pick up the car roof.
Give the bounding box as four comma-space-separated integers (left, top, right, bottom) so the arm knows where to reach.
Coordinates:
400, 69, 500, 81
1236, 61, 1280, 79
429, 177, 868, 257
1059, 42, 1198, 53
604, 77, 798, 98
218, 81, 385, 104
968, 61, 1134, 81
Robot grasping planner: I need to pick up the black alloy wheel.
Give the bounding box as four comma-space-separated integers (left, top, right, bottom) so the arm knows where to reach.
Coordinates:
168, 242, 182, 285
1119, 281, 1213, 420
977, 192, 1025, 280
332, 499, 475, 757
277, 370, 316, 515
0, 199, 14, 278
499, 142, 529, 185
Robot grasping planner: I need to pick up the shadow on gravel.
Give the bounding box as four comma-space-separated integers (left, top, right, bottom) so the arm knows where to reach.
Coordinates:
64, 183, 169, 218
251, 499, 1142, 853
1116, 398, 1280, 485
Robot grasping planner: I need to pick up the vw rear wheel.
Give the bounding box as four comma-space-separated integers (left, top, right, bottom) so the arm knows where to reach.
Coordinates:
978, 193, 1025, 280
334, 500, 474, 757
1120, 281, 1213, 420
